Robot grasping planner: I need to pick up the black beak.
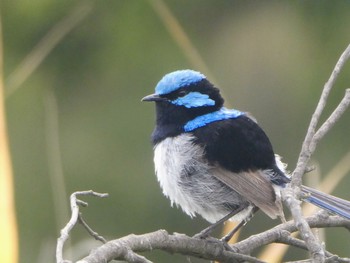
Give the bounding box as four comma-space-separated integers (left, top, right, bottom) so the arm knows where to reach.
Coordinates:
141, 93, 167, 102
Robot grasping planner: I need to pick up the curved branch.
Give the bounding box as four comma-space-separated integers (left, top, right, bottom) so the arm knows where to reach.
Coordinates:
76, 214, 350, 263
56, 190, 108, 263
77, 230, 265, 263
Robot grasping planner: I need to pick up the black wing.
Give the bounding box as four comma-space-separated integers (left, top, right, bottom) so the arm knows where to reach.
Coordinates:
192, 115, 289, 186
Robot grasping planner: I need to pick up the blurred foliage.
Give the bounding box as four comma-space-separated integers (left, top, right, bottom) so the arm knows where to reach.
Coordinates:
1, 1, 350, 262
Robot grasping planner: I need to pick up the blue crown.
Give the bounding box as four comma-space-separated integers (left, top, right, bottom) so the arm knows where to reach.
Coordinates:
155, 70, 206, 95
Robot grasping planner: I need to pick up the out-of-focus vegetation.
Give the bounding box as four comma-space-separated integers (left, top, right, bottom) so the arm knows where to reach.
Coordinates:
1, 1, 350, 262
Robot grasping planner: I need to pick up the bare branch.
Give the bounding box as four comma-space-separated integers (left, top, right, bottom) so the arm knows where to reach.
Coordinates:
293, 43, 350, 186
78, 213, 107, 244
283, 188, 326, 261
311, 88, 350, 151
284, 44, 350, 262
76, 214, 350, 263
77, 230, 265, 263
56, 190, 108, 263
233, 213, 350, 254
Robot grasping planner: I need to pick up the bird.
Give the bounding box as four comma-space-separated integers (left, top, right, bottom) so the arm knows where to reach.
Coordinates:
142, 69, 350, 239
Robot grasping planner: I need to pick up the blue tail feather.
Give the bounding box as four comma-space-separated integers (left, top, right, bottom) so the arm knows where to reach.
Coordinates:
301, 185, 350, 220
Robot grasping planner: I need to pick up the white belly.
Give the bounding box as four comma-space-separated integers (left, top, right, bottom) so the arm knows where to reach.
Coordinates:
153, 134, 252, 223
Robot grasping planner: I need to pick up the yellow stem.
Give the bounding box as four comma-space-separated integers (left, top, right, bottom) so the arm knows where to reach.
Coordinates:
0, 14, 18, 263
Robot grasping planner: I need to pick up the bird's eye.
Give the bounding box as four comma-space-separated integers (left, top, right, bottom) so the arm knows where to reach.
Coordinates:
178, 90, 187, 97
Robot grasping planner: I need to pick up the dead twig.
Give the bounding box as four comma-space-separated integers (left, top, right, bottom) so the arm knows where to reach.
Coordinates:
56, 190, 108, 263
284, 44, 350, 262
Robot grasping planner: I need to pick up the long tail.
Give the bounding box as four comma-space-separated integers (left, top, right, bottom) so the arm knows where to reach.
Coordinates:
301, 185, 350, 220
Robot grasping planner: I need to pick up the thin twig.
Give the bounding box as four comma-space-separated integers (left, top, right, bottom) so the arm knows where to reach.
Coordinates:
293, 43, 350, 186
311, 89, 350, 151
259, 150, 350, 261
285, 44, 350, 262
78, 213, 107, 244
283, 189, 326, 261
276, 235, 350, 263
233, 214, 350, 257
56, 190, 108, 263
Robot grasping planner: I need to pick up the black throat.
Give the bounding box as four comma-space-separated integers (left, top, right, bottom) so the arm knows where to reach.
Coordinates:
151, 102, 215, 145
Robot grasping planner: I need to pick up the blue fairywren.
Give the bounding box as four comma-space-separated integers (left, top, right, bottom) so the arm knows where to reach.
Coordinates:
142, 69, 350, 239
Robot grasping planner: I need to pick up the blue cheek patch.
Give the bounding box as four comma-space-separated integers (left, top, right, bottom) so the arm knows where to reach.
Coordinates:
171, 92, 215, 108
184, 107, 244, 132
155, 70, 205, 95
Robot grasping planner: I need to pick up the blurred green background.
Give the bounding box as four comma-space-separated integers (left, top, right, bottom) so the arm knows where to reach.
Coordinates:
2, 1, 350, 262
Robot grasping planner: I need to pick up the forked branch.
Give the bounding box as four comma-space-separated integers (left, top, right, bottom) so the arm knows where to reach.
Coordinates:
284, 44, 350, 262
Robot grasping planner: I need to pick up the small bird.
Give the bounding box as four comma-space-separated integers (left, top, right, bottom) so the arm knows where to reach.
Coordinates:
142, 69, 350, 239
